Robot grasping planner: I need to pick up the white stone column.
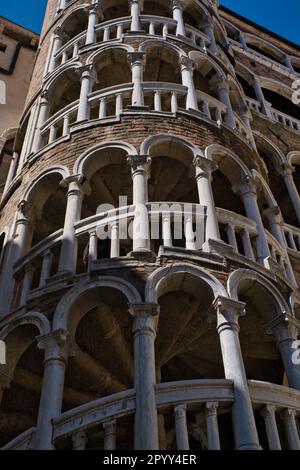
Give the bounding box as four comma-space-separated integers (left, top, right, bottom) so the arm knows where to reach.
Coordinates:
129, 303, 159, 450
57, 0, 67, 12
265, 314, 300, 391
39, 251, 53, 287
20, 264, 35, 306
2, 151, 19, 199
234, 176, 271, 264
32, 91, 50, 153
128, 53, 146, 107
206, 401, 221, 450
251, 78, 273, 118
278, 163, 300, 225
103, 420, 117, 450
0, 201, 34, 314
72, 431, 87, 450
172, 0, 186, 37
216, 80, 235, 129
48, 27, 65, 73
238, 33, 248, 50
213, 297, 261, 450
202, 21, 218, 56
130, 0, 143, 32
58, 175, 87, 274
77, 65, 94, 122
35, 330, 74, 450
85, 4, 101, 45
281, 409, 300, 450
179, 57, 198, 111
260, 405, 281, 450
193, 156, 220, 243
174, 404, 189, 450
127, 155, 151, 252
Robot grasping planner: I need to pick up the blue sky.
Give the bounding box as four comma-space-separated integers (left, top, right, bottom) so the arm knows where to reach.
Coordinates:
0, 0, 299, 45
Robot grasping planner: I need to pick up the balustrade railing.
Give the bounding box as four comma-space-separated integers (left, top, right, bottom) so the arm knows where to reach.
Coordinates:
4, 380, 299, 450
283, 223, 300, 253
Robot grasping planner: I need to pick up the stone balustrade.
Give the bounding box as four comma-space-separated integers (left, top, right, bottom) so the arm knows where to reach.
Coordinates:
216, 207, 257, 261
4, 379, 299, 450
283, 223, 300, 253
246, 97, 300, 134
12, 203, 206, 307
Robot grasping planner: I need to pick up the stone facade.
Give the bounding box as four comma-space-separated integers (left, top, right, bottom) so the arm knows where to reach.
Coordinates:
0, 0, 300, 450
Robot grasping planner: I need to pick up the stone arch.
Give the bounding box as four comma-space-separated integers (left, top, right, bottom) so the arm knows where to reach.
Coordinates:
74, 140, 137, 176
244, 33, 285, 62
254, 131, 285, 169
53, 277, 142, 334
205, 144, 252, 182
145, 262, 227, 303
0, 311, 50, 376
259, 76, 292, 100
87, 43, 135, 66
23, 166, 70, 206
57, 3, 90, 41
139, 38, 185, 58
227, 268, 290, 316
189, 50, 226, 80
44, 61, 82, 92
141, 133, 200, 158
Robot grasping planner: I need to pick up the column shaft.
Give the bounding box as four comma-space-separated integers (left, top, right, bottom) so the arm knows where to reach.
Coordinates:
206, 402, 221, 450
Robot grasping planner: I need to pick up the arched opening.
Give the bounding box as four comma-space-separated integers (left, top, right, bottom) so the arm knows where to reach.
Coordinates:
79, 146, 133, 261
0, 324, 43, 447
246, 37, 283, 65
101, 0, 130, 21
147, 138, 199, 252
48, 68, 81, 117
236, 73, 256, 100
60, 8, 88, 43
143, 0, 169, 16
57, 285, 134, 449
154, 271, 234, 450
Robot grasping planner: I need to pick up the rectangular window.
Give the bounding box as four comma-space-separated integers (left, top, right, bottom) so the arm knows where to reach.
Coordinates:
0, 42, 7, 53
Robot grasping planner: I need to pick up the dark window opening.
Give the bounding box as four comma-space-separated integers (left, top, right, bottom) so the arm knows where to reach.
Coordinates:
0, 42, 7, 53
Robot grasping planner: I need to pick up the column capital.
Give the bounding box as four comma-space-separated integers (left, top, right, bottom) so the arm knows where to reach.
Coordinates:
193, 155, 218, 179
264, 313, 300, 344
54, 26, 69, 42
103, 419, 117, 433
174, 403, 187, 417
206, 401, 219, 416
72, 430, 87, 449
60, 174, 91, 195
232, 175, 259, 197
40, 89, 49, 102
37, 329, 76, 364
263, 205, 283, 225
178, 56, 195, 71
76, 64, 96, 80
129, 303, 160, 337
211, 296, 246, 331
260, 404, 277, 418
211, 77, 230, 93
277, 162, 295, 177
171, 0, 185, 10
280, 408, 297, 420
85, 3, 102, 15
127, 52, 146, 68
17, 200, 35, 220
129, 0, 144, 5
127, 155, 152, 175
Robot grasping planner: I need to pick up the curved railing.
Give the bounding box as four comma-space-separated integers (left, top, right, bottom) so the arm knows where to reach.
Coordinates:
35, 81, 253, 155
246, 97, 300, 134
283, 223, 300, 254
3, 380, 300, 449
12, 205, 297, 308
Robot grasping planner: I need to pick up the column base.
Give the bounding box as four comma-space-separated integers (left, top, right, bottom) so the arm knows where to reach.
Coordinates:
129, 250, 157, 262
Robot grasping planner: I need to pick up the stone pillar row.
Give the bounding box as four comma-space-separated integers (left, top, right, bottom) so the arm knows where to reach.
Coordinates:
4, 298, 299, 450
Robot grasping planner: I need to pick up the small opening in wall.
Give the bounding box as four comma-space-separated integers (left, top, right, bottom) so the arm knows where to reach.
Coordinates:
0, 42, 7, 53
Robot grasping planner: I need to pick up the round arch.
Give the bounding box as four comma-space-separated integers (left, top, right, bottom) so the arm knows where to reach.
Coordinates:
74, 140, 137, 176
227, 268, 290, 316
53, 277, 142, 333
145, 262, 227, 303
141, 133, 200, 157
22, 166, 70, 204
